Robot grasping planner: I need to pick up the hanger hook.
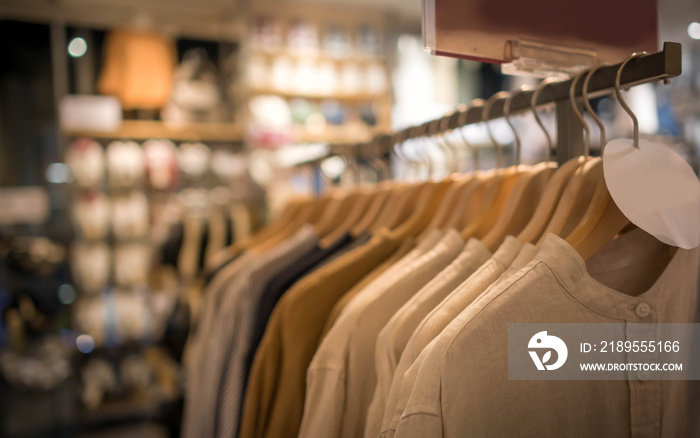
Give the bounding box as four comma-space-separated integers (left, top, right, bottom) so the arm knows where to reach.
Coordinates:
615, 52, 646, 148
532, 77, 558, 162
569, 68, 591, 158
582, 64, 608, 152
391, 131, 410, 180
458, 99, 484, 171
503, 87, 526, 166
482, 91, 510, 168
371, 136, 390, 181
428, 118, 453, 176
414, 123, 433, 178
436, 115, 458, 174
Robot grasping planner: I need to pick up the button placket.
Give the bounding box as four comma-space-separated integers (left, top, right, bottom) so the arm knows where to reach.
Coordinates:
635, 303, 651, 318
626, 317, 661, 437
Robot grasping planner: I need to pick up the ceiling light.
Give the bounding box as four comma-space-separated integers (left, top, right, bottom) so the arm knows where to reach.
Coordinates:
688, 22, 700, 40
68, 37, 87, 57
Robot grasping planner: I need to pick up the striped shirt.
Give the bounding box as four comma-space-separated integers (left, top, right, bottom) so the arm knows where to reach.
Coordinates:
182, 251, 255, 438
184, 226, 317, 438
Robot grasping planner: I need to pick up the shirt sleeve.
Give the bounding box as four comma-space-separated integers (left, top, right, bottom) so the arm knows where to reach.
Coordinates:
381, 350, 427, 438
298, 366, 346, 438
239, 318, 282, 438
394, 412, 443, 438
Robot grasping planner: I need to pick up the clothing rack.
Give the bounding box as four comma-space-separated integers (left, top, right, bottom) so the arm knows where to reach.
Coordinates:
349, 41, 681, 166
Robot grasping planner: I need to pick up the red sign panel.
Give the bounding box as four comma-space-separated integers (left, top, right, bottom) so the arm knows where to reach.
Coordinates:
423, 0, 658, 65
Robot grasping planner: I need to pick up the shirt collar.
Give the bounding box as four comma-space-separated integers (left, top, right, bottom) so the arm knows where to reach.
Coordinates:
492, 236, 523, 268
536, 232, 697, 322
464, 238, 492, 263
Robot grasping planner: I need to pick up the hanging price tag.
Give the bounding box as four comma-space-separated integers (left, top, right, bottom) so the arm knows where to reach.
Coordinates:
603, 138, 700, 249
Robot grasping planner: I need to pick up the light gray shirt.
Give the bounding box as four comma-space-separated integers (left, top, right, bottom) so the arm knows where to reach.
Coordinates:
183, 226, 317, 438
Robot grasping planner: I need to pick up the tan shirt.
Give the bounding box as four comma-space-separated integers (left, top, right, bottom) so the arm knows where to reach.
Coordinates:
393, 232, 698, 438
364, 238, 491, 438
239, 231, 401, 438
299, 229, 464, 438
380, 236, 523, 436
320, 233, 436, 339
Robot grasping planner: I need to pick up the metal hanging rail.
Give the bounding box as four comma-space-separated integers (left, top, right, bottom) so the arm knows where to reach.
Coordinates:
361, 42, 682, 162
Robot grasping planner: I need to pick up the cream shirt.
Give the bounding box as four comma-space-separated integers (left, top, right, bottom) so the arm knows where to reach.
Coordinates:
299, 229, 464, 438
332, 229, 445, 320
364, 238, 491, 438
379, 236, 524, 436
393, 232, 698, 438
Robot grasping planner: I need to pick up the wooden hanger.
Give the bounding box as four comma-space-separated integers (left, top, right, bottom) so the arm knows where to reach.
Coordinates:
536, 68, 603, 246
350, 182, 397, 236
419, 180, 461, 236
352, 121, 452, 239
516, 78, 586, 244
440, 101, 492, 231
236, 197, 305, 249
312, 147, 373, 238
461, 92, 525, 240
250, 195, 332, 254
207, 197, 309, 271
371, 126, 433, 232
566, 174, 630, 260
481, 162, 556, 250
321, 187, 378, 246
318, 143, 390, 245
538, 158, 603, 244
389, 178, 453, 240
461, 167, 522, 240
313, 191, 363, 237
416, 114, 474, 240
517, 158, 585, 243
565, 58, 644, 259
481, 87, 558, 250
203, 205, 228, 272
373, 182, 427, 232
443, 170, 492, 230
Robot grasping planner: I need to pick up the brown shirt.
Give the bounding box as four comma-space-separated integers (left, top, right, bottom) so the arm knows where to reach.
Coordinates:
239, 231, 401, 438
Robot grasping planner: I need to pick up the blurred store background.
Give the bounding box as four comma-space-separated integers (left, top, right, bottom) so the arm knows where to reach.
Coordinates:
0, 0, 698, 437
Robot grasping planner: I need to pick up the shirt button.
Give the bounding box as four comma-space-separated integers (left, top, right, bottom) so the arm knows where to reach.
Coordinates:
637, 371, 650, 381
635, 303, 651, 318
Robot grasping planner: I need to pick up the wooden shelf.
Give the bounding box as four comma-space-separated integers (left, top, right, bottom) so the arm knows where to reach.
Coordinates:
249, 47, 386, 64
64, 120, 243, 142
292, 124, 390, 144
249, 87, 388, 102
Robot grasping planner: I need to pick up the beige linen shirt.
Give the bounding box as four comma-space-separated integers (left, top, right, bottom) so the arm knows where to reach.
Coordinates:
364, 238, 491, 438
393, 232, 698, 438
321, 237, 418, 339
379, 236, 523, 436
334, 229, 445, 319
299, 229, 464, 438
